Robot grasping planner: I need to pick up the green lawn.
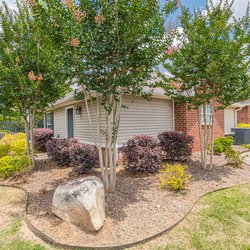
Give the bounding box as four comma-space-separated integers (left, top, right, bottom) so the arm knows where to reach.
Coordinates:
1, 185, 250, 250
145, 184, 250, 250
0, 218, 47, 250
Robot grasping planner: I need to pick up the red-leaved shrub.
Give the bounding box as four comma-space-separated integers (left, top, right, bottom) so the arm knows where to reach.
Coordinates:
34, 128, 54, 152
121, 135, 162, 174
69, 143, 99, 174
46, 138, 78, 166
158, 131, 193, 161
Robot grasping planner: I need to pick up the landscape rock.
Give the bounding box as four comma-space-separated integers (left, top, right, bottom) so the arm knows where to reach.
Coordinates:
52, 176, 105, 232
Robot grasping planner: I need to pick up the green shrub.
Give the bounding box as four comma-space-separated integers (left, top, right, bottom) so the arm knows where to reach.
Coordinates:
0, 134, 13, 158
242, 144, 250, 150
212, 136, 234, 155
0, 133, 27, 157
9, 138, 27, 156
224, 148, 246, 168
237, 123, 250, 128
0, 155, 30, 178
159, 163, 192, 191
0, 133, 30, 178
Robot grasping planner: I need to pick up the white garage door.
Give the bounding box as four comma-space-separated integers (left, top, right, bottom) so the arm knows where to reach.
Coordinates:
224, 108, 236, 135
117, 96, 174, 145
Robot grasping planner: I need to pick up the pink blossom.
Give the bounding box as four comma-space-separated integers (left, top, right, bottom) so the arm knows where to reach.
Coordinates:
165, 46, 174, 55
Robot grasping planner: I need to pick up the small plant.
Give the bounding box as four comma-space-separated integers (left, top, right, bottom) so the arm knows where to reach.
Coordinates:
212, 136, 234, 155
159, 163, 192, 190
0, 133, 27, 158
34, 128, 54, 152
46, 138, 78, 166
237, 123, 250, 128
224, 148, 246, 168
158, 131, 193, 161
0, 155, 30, 178
242, 144, 250, 150
0, 134, 12, 158
121, 135, 162, 174
69, 143, 99, 174
0, 156, 19, 178
0, 133, 30, 178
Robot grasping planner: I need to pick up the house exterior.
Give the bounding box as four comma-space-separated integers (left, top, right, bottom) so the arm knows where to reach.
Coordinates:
45, 87, 174, 147
45, 88, 250, 152
175, 101, 250, 151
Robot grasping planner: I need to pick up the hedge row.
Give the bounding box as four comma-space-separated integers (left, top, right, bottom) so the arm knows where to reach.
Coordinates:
46, 138, 99, 174
38, 128, 193, 175
121, 131, 193, 174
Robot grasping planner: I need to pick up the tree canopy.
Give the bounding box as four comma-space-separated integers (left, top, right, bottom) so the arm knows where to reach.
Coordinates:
0, 0, 70, 165
161, 0, 250, 169
32, 0, 178, 190
162, 0, 250, 109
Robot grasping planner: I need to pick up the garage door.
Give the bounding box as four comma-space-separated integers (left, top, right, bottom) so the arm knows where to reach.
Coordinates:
117, 96, 174, 145
224, 108, 236, 135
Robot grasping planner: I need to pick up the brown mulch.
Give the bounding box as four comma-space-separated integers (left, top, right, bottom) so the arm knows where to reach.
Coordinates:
1, 152, 250, 248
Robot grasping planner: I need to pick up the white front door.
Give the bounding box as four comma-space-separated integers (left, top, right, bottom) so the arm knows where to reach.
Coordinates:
224, 108, 236, 135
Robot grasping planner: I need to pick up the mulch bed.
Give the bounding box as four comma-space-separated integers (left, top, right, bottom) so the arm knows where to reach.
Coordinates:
1, 151, 250, 248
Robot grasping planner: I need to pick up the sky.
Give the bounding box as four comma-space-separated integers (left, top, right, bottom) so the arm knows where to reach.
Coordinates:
5, 0, 250, 18
3, 0, 249, 76
165, 0, 249, 26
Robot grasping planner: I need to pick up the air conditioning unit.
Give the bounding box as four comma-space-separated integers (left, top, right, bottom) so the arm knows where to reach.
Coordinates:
231, 128, 250, 145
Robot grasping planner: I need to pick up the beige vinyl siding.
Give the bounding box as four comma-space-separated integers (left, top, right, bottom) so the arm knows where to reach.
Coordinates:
117, 96, 173, 145
53, 108, 66, 138
74, 102, 105, 144
224, 108, 236, 134
53, 96, 174, 145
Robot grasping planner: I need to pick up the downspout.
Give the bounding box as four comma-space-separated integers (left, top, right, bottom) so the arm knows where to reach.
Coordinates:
235, 106, 243, 127
172, 99, 175, 131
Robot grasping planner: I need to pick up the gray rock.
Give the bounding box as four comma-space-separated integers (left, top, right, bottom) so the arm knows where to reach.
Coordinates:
52, 176, 105, 232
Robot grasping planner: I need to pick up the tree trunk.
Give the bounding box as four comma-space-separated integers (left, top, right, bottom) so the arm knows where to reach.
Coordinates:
83, 91, 109, 190
209, 102, 215, 169
29, 110, 35, 168
96, 95, 108, 190
83, 90, 122, 192
24, 115, 31, 165
197, 108, 204, 168
109, 105, 116, 192
203, 103, 208, 169
109, 94, 122, 192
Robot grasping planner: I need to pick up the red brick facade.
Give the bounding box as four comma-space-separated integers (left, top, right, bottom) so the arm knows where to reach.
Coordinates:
174, 103, 225, 152
237, 106, 250, 124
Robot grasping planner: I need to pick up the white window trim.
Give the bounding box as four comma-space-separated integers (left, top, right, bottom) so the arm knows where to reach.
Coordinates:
201, 104, 212, 125
46, 112, 52, 128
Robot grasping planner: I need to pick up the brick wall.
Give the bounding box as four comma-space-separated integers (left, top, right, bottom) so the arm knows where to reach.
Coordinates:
175, 103, 225, 152
237, 106, 250, 124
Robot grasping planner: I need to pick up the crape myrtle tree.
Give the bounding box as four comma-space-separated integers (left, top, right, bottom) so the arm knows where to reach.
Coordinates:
162, 0, 250, 169
32, 0, 179, 191
0, 0, 69, 166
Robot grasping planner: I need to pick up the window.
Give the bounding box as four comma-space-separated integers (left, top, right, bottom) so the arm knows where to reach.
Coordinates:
46, 112, 53, 129
201, 105, 212, 124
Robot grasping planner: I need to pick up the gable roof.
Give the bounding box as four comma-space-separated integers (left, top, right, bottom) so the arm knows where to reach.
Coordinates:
48, 86, 170, 110
230, 99, 250, 108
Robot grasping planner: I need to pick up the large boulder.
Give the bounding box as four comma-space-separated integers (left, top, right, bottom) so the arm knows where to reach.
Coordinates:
52, 176, 105, 232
